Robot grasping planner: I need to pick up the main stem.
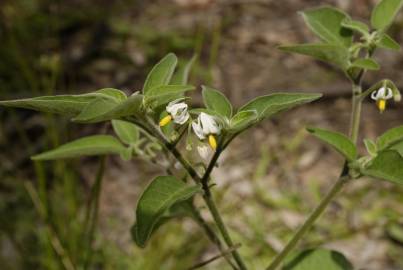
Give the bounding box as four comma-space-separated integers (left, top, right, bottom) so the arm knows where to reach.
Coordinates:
266, 80, 363, 270
141, 119, 247, 270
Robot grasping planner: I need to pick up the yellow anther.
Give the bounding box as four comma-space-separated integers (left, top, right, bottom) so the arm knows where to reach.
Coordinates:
208, 134, 217, 150
159, 115, 172, 127
377, 99, 386, 113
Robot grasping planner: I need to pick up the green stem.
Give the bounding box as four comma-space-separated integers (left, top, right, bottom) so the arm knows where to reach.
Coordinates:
266, 77, 364, 269
138, 118, 247, 269
265, 176, 349, 270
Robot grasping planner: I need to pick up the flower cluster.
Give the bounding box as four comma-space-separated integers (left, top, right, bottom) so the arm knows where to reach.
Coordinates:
159, 101, 221, 151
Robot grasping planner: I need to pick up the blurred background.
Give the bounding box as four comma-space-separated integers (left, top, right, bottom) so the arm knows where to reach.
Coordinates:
1, 0, 403, 269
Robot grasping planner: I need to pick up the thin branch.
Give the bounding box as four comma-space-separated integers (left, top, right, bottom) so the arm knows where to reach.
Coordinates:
188, 244, 242, 270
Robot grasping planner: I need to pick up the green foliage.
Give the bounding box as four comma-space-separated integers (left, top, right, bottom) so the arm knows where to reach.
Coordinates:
307, 127, 357, 161
132, 176, 202, 248
283, 249, 353, 270
202, 85, 233, 119
371, 0, 403, 30
363, 150, 403, 184
112, 120, 140, 145
364, 138, 378, 156
229, 110, 258, 132
300, 6, 353, 47
279, 44, 350, 70
377, 34, 401, 50
341, 18, 370, 36
239, 93, 322, 121
377, 125, 403, 150
142, 53, 178, 94
144, 85, 194, 108
171, 55, 197, 85
31, 135, 127, 160
350, 58, 380, 70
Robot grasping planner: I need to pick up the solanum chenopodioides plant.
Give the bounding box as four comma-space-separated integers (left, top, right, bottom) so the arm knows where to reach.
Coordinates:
264, 1, 403, 269
0, 52, 321, 269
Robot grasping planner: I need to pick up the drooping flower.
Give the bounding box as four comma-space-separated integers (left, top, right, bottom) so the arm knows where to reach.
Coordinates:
159, 99, 190, 126
371, 86, 393, 113
192, 112, 221, 150
197, 145, 211, 161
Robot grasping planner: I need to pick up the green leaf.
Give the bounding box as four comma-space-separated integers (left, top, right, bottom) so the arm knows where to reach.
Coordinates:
202, 85, 232, 118
239, 93, 322, 121
307, 127, 357, 161
32, 135, 126, 160
349, 58, 380, 70
363, 150, 403, 184
377, 33, 401, 51
133, 176, 202, 247
300, 6, 353, 46
371, 0, 403, 30
229, 110, 258, 132
142, 53, 178, 94
283, 248, 353, 270
341, 18, 370, 36
144, 85, 195, 108
364, 138, 378, 156
377, 125, 403, 150
390, 140, 403, 156
112, 120, 140, 145
95, 88, 127, 102
279, 44, 350, 70
170, 55, 197, 85
72, 93, 144, 123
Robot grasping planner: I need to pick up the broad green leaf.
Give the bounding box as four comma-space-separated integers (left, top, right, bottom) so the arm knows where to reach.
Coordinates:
371, 0, 403, 30
300, 7, 353, 46
32, 135, 126, 160
142, 53, 178, 94
390, 140, 403, 156
341, 18, 370, 36
144, 85, 194, 108
307, 127, 357, 161
133, 176, 202, 247
364, 138, 378, 156
229, 110, 258, 132
349, 58, 380, 70
279, 44, 350, 70
377, 33, 401, 50
112, 120, 140, 145
377, 125, 403, 150
363, 150, 403, 184
202, 85, 232, 118
0, 94, 97, 116
95, 88, 127, 101
73, 93, 144, 123
239, 93, 322, 121
171, 55, 197, 85
283, 248, 353, 270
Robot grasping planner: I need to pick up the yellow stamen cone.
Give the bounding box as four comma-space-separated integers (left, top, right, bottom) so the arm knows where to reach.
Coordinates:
159, 115, 172, 127
377, 99, 386, 113
208, 134, 217, 150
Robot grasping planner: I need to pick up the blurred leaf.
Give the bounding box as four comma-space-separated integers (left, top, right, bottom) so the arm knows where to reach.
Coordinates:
202, 85, 232, 118
171, 55, 197, 85
112, 120, 140, 145
239, 93, 322, 121
364, 138, 378, 156
307, 127, 357, 161
377, 125, 403, 150
283, 248, 353, 270
377, 33, 401, 50
229, 110, 258, 132
371, 0, 403, 30
363, 150, 403, 184
300, 6, 353, 46
72, 97, 119, 123
279, 44, 350, 70
386, 223, 403, 244
142, 53, 178, 94
390, 140, 403, 156
95, 88, 127, 101
32, 135, 126, 160
132, 176, 202, 247
341, 18, 370, 36
349, 58, 380, 70
144, 85, 194, 107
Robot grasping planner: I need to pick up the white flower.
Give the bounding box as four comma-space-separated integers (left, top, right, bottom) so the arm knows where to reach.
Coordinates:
159, 99, 189, 126
371, 87, 393, 113
197, 145, 211, 161
192, 112, 221, 150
